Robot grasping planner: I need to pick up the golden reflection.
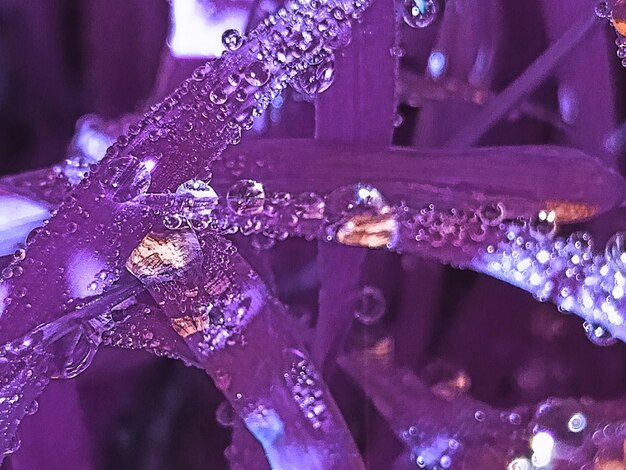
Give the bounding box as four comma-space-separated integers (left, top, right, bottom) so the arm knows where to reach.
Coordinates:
543, 200, 599, 223
126, 230, 201, 281
336, 207, 398, 249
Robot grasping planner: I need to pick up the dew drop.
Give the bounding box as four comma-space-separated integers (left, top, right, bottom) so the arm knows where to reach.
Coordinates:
402, 0, 441, 29
325, 184, 386, 224
216, 401, 236, 427
583, 321, 617, 347
99, 157, 152, 203
244, 62, 270, 87
478, 202, 505, 227
222, 29, 243, 51
529, 211, 557, 240
353, 286, 386, 325
605, 232, 626, 272
292, 53, 336, 96
176, 179, 218, 200
226, 179, 266, 215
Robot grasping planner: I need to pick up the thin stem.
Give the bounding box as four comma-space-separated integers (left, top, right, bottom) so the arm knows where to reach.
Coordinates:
445, 9, 600, 149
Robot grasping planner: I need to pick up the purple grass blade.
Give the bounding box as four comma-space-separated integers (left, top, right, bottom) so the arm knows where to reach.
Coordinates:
127, 230, 365, 469
312, 0, 397, 376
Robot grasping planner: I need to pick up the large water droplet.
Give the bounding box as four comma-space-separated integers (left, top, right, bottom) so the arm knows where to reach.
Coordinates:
353, 286, 386, 325
222, 29, 243, 51
226, 180, 266, 215
292, 53, 336, 96
99, 157, 152, 203
244, 62, 270, 87
325, 184, 386, 224
583, 321, 617, 347
402, 0, 440, 29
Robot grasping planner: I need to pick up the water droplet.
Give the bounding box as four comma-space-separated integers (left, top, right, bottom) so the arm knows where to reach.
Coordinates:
210, 88, 228, 105
222, 29, 243, 51
596, 1, 611, 18
612, 0, 626, 35
402, 0, 440, 29
13, 249, 26, 261
478, 203, 505, 227
605, 232, 626, 272
474, 410, 486, 422
529, 211, 557, 240
292, 52, 335, 96
226, 180, 266, 215
389, 46, 405, 58
176, 179, 218, 200
296, 192, 325, 219
52, 329, 99, 379
353, 286, 386, 325
583, 321, 616, 346
245, 62, 270, 87
24, 400, 39, 416
567, 412, 587, 433
216, 401, 236, 427
99, 157, 152, 203
325, 184, 386, 224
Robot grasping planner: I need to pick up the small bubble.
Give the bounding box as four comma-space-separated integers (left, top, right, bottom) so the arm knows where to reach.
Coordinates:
353, 286, 386, 325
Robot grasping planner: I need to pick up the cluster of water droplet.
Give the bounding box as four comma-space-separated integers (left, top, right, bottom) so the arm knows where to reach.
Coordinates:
408, 435, 460, 469
474, 217, 626, 347
284, 350, 327, 430
596, 0, 626, 67
53, 115, 116, 185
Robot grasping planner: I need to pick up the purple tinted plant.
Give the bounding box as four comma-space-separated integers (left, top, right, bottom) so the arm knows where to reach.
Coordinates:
1, 0, 626, 469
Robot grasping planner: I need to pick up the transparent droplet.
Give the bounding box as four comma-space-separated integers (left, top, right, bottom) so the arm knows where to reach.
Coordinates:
612, 0, 626, 36
292, 53, 336, 96
210, 88, 228, 105
222, 29, 243, 51
325, 184, 386, 224
478, 203, 505, 227
244, 62, 270, 87
99, 157, 152, 203
567, 412, 587, 433
226, 179, 266, 215
24, 400, 39, 416
583, 321, 616, 347
296, 192, 325, 219
53, 329, 99, 379
176, 179, 218, 201
605, 232, 626, 272
402, 0, 440, 29
216, 401, 236, 427
595, 1, 611, 18
529, 211, 557, 240
353, 286, 386, 325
